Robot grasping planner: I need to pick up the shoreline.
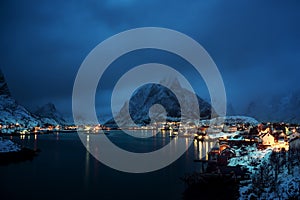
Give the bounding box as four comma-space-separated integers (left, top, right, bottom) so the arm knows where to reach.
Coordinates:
0, 147, 39, 166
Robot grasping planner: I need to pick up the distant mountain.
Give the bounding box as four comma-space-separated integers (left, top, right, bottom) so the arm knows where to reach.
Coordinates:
244, 91, 300, 123
0, 70, 68, 128
0, 70, 39, 127
201, 116, 259, 126
34, 103, 67, 125
105, 78, 213, 128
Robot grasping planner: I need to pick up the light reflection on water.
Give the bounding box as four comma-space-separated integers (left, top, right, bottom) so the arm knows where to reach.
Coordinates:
14, 131, 216, 163
194, 139, 217, 160
2, 132, 219, 200
125, 129, 158, 138
34, 134, 38, 151
55, 132, 59, 140
85, 134, 90, 188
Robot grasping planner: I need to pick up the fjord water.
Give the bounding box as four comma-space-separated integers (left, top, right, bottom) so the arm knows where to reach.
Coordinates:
0, 131, 215, 200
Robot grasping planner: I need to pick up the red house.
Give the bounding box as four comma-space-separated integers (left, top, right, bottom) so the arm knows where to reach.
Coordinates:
217, 148, 236, 166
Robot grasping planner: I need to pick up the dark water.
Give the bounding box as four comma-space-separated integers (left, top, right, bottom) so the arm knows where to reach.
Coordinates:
0, 131, 215, 200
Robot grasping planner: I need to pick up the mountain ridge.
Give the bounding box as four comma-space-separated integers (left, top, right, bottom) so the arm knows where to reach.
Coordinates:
105, 78, 213, 128
244, 91, 300, 123
33, 102, 67, 125
0, 70, 66, 128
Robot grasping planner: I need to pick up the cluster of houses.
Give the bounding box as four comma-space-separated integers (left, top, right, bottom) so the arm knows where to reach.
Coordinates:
205, 122, 300, 166
191, 122, 300, 181
0, 123, 73, 135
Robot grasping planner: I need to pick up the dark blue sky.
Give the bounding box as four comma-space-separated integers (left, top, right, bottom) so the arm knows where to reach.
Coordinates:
0, 0, 299, 117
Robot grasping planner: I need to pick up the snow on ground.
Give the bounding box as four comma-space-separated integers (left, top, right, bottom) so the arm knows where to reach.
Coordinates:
208, 131, 240, 139
228, 146, 272, 173
228, 146, 300, 199
276, 164, 300, 199
0, 137, 21, 152
201, 116, 259, 126
228, 146, 273, 199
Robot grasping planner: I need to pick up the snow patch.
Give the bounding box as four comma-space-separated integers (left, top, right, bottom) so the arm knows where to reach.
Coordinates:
0, 137, 21, 152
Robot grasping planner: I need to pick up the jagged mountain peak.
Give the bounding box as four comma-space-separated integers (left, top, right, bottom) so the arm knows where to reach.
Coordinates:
159, 76, 182, 90
105, 81, 212, 127
0, 71, 67, 128
36, 102, 57, 114
0, 69, 39, 127
34, 102, 66, 125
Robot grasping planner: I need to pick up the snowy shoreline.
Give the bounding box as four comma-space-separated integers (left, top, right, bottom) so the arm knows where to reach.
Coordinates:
0, 137, 21, 153
0, 137, 39, 165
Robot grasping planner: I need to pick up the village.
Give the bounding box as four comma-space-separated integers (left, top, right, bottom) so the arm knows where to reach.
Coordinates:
1, 118, 300, 168
1, 117, 300, 198
182, 121, 300, 199
201, 122, 300, 163
190, 121, 300, 172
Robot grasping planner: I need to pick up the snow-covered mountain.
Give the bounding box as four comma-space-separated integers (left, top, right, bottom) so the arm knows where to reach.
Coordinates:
0, 95, 39, 128
33, 103, 67, 125
105, 78, 212, 127
0, 70, 67, 128
244, 91, 300, 123
0, 70, 39, 128
201, 116, 259, 126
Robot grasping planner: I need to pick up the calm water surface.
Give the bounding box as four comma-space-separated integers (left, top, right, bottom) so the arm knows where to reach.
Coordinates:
0, 131, 216, 200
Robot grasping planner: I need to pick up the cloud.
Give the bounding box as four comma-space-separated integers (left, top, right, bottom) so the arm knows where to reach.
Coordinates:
0, 0, 299, 116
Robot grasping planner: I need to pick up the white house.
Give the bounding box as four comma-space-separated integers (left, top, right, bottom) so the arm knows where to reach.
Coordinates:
261, 133, 275, 146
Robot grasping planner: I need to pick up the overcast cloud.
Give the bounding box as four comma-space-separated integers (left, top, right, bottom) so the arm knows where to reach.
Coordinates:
0, 0, 299, 117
